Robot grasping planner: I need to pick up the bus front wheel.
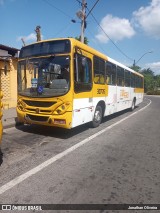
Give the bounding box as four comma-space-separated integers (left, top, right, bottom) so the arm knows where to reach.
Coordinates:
91, 105, 102, 128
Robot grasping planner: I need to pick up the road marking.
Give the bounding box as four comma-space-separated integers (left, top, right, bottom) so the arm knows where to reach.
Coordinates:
0, 99, 151, 195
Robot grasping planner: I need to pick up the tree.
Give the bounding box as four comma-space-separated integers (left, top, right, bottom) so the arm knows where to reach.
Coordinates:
141, 68, 154, 76
141, 68, 155, 92
154, 75, 160, 90
75, 36, 89, 45
130, 65, 141, 72
130, 66, 160, 93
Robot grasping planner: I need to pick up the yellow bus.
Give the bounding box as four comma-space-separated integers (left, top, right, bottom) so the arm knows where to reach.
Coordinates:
17, 38, 144, 129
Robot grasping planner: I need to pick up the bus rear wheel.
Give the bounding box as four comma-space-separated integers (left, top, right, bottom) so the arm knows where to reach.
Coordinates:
130, 98, 136, 111
91, 105, 102, 128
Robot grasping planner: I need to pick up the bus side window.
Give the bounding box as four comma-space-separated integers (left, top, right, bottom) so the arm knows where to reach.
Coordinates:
106, 62, 116, 85
131, 73, 135, 88
135, 75, 143, 88
124, 70, 131, 87
140, 76, 143, 88
117, 66, 124, 87
94, 56, 105, 84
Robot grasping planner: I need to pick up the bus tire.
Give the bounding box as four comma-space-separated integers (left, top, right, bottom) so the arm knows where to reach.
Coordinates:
130, 98, 136, 111
15, 117, 24, 126
91, 105, 102, 128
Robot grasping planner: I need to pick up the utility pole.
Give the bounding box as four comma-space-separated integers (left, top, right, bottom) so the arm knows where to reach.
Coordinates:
133, 59, 136, 67
75, 0, 100, 43
80, 0, 86, 43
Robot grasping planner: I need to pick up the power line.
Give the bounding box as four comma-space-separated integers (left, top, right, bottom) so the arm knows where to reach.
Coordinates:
86, 0, 100, 19
53, 22, 72, 37
82, 1, 133, 61
42, 0, 134, 62
89, 12, 134, 61
42, 0, 73, 19
84, 2, 134, 62
75, 0, 81, 4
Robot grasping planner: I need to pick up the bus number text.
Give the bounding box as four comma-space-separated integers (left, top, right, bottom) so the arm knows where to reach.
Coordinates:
97, 89, 105, 95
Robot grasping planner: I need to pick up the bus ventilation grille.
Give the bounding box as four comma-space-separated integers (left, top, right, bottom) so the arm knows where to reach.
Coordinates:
23, 100, 56, 107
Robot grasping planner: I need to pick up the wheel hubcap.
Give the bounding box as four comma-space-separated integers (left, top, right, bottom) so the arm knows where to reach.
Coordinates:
95, 110, 101, 122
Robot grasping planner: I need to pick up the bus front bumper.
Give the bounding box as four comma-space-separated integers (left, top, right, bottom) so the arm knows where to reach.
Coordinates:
17, 109, 72, 129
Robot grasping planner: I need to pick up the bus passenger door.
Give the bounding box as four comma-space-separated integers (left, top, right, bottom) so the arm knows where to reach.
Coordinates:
72, 49, 93, 128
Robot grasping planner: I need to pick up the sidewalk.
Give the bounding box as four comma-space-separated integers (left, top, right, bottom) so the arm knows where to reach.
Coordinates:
2, 107, 18, 129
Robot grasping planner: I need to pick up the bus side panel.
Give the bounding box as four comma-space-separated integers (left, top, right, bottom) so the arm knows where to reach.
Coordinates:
116, 86, 132, 112
72, 84, 107, 128
72, 97, 93, 128
134, 88, 144, 105
104, 85, 117, 116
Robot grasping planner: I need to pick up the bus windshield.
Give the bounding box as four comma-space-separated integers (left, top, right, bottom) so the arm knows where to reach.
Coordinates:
18, 55, 70, 98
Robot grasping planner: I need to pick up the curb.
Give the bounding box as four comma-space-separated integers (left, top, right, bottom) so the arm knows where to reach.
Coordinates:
3, 123, 16, 129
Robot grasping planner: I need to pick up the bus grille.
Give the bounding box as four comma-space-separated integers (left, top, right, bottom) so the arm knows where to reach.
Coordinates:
26, 114, 49, 122
26, 108, 52, 114
23, 100, 56, 107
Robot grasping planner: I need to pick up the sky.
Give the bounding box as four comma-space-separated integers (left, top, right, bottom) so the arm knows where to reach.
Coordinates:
1, 0, 160, 75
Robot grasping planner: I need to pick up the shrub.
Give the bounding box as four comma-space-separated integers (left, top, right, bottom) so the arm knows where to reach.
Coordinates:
146, 90, 160, 95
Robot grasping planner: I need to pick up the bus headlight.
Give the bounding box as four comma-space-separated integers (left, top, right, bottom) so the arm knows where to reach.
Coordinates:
54, 102, 70, 115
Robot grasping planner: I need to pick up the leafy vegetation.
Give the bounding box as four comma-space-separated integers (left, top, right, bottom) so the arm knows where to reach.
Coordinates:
75, 36, 89, 45
68, 36, 89, 45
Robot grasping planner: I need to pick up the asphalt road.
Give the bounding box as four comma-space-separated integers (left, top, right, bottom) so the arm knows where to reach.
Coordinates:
0, 96, 160, 213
